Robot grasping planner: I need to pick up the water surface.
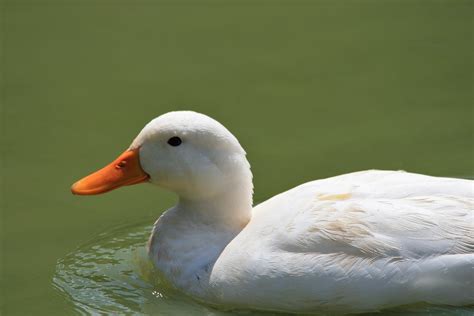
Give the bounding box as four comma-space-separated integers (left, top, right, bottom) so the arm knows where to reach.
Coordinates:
52, 219, 474, 315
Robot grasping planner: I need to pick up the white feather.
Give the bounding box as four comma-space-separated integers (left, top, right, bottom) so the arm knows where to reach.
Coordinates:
132, 112, 474, 313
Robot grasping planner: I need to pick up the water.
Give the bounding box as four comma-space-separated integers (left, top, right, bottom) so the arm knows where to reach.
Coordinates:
52, 219, 240, 316
1, 0, 472, 315
52, 220, 474, 316
53, 220, 155, 315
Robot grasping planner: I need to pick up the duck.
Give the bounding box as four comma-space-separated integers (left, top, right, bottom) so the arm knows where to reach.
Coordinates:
71, 111, 474, 314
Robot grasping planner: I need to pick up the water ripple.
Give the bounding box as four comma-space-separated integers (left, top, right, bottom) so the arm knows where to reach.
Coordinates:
53, 220, 474, 315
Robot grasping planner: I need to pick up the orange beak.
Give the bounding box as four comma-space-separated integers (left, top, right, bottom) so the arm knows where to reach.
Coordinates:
71, 149, 149, 195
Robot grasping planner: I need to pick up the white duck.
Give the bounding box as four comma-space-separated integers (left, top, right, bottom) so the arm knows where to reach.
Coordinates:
72, 111, 473, 313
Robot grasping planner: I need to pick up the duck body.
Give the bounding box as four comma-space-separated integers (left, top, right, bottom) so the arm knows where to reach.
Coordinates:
72, 111, 474, 313
150, 170, 473, 313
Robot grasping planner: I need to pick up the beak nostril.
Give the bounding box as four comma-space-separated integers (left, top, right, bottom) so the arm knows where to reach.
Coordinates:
115, 161, 127, 169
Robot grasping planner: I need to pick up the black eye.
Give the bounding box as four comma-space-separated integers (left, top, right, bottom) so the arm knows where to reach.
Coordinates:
167, 136, 182, 147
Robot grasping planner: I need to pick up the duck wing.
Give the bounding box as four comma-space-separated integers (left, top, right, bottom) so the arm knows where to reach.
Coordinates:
212, 170, 473, 311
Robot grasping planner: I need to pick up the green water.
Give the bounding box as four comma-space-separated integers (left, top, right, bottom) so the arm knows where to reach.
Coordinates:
1, 0, 472, 315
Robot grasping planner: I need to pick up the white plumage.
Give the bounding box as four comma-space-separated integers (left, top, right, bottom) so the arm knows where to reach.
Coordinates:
209, 171, 473, 312
77, 111, 474, 313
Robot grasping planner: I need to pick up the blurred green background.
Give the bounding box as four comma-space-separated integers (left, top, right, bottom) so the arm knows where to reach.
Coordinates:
1, 0, 472, 315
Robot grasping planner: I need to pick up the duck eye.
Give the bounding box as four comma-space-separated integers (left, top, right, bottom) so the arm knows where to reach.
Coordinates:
167, 136, 182, 147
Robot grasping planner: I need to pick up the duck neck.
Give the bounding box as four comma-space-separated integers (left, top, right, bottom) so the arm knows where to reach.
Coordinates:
148, 165, 253, 294
178, 155, 254, 229
178, 182, 253, 230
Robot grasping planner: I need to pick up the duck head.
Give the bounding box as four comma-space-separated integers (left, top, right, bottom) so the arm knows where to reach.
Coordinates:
71, 111, 252, 201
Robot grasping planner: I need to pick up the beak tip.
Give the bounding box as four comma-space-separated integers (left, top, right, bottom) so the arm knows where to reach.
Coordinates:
71, 182, 80, 195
